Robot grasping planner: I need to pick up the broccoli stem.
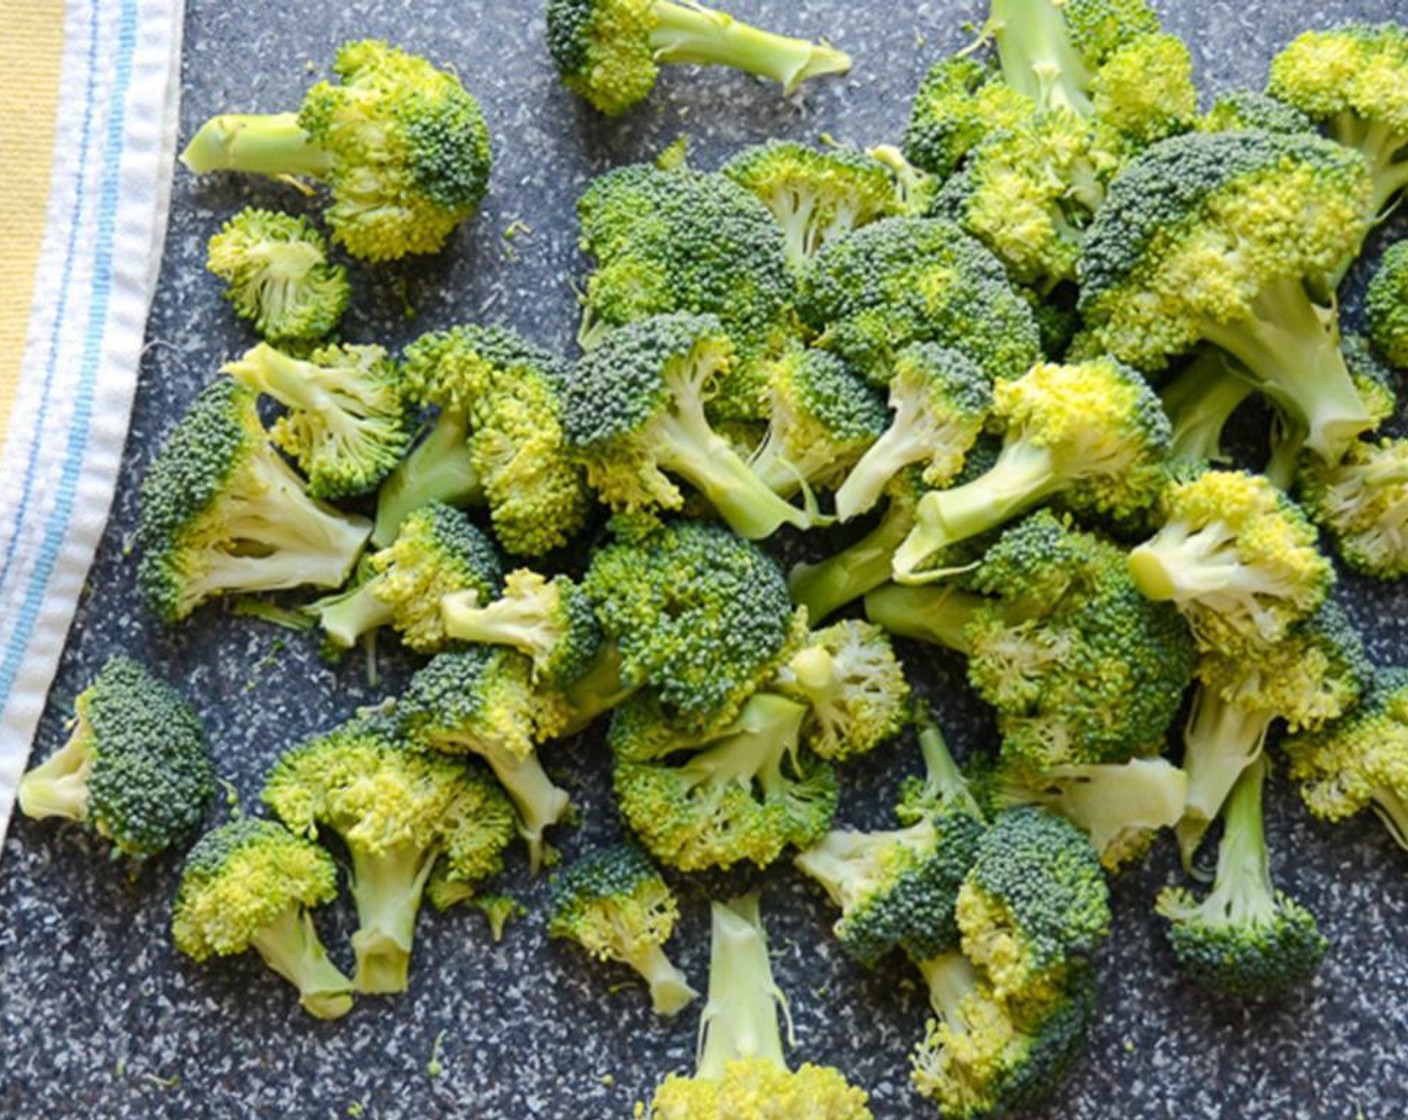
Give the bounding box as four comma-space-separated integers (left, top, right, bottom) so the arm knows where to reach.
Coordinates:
794, 823, 933, 912
477, 743, 570, 875
180, 113, 336, 178
1161, 355, 1254, 468
626, 942, 700, 1017
696, 894, 790, 1079
16, 729, 93, 822
1199, 755, 1276, 925
348, 842, 438, 994
680, 694, 810, 802
558, 643, 637, 736
788, 499, 916, 622
372, 413, 484, 547
1175, 686, 1272, 871
1371, 786, 1408, 850
987, 0, 1093, 118
916, 949, 979, 1024
248, 904, 354, 1020
781, 646, 841, 708
864, 583, 982, 654
1330, 113, 1408, 230
1127, 521, 1276, 608
835, 411, 950, 522
649, 1, 851, 95
893, 441, 1061, 583
1199, 276, 1371, 461
441, 589, 554, 659
307, 580, 396, 650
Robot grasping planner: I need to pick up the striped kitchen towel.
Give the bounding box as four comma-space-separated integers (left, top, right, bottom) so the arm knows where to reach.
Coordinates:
0, 0, 184, 842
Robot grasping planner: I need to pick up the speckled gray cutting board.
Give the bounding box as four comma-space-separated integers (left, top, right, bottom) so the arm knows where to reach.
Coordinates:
3, 1, 1408, 1118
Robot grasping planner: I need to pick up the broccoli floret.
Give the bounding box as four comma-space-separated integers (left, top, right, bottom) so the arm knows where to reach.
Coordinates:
1156, 756, 1328, 998
834, 343, 992, 521
171, 818, 353, 1020
400, 647, 572, 873
870, 511, 1194, 769
956, 807, 1110, 999
799, 217, 1041, 386
546, 844, 697, 1016
747, 348, 888, 499
911, 951, 1096, 1119
307, 501, 503, 654
902, 55, 1033, 180
18, 657, 214, 859
896, 702, 987, 828
583, 518, 797, 727
223, 342, 411, 500
1080, 131, 1375, 461
545, 0, 850, 116
1128, 470, 1333, 652
1201, 89, 1316, 135
376, 324, 591, 555
180, 41, 491, 260
205, 208, 349, 343
137, 378, 371, 623
563, 313, 815, 538
1283, 667, 1408, 850
1301, 437, 1408, 579
646, 894, 874, 1119
891, 357, 1170, 582
261, 718, 516, 992
1367, 238, 1408, 368
611, 691, 837, 872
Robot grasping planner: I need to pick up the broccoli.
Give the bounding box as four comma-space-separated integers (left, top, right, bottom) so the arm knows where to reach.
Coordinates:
956, 807, 1111, 999
869, 511, 1195, 770
746, 347, 888, 500
1284, 666, 1408, 850
306, 501, 503, 654
1127, 470, 1333, 652
545, 0, 850, 117
376, 324, 591, 555
911, 950, 1097, 1119
171, 818, 353, 1020
546, 844, 697, 1016
18, 657, 214, 859
770, 619, 910, 763
1200, 88, 1316, 135
1160, 349, 1256, 469
1155, 756, 1328, 998
896, 702, 987, 828
1366, 238, 1408, 368
223, 342, 411, 501
1301, 437, 1408, 579
180, 41, 491, 260
1079, 130, 1374, 461
562, 313, 815, 539
646, 894, 874, 1120
902, 55, 1032, 180
136, 378, 372, 623
205, 207, 349, 343
997, 758, 1189, 873
890, 357, 1170, 583
798, 217, 1041, 386
833, 343, 992, 522
400, 646, 572, 872
720, 142, 897, 270
261, 718, 516, 992
611, 691, 837, 872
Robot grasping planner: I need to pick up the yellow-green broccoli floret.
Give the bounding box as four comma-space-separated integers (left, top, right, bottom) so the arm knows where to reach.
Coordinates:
902, 55, 1033, 180
181, 41, 490, 260
1301, 436, 1408, 579
171, 818, 353, 1020
1366, 238, 1408, 368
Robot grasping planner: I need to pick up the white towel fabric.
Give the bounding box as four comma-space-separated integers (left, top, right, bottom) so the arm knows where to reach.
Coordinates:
0, 0, 185, 846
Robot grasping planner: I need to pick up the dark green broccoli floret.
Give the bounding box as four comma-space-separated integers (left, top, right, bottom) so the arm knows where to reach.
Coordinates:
545, 0, 850, 116
562, 314, 814, 539
137, 378, 371, 623
1156, 756, 1328, 998
223, 342, 411, 500
181, 41, 491, 260
18, 657, 214, 859
307, 501, 503, 654
205, 208, 349, 343
902, 55, 1032, 180
262, 718, 516, 992
1367, 238, 1408, 368
1201, 89, 1316, 135
546, 844, 697, 1015
171, 818, 353, 1020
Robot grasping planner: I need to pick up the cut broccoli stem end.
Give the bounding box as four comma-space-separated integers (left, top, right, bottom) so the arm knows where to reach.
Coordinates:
988, 0, 1093, 118
307, 579, 396, 650
1129, 527, 1266, 607
865, 583, 981, 654
180, 112, 335, 179
649, 1, 851, 94
478, 745, 570, 874
372, 414, 483, 547
696, 895, 790, 1079
348, 843, 439, 994
17, 729, 94, 822
625, 942, 699, 1017
790, 506, 916, 623
249, 904, 354, 1020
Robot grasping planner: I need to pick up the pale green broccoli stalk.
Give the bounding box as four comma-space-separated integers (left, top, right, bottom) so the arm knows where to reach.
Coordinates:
1160, 349, 1255, 469
1367, 238, 1408, 368
223, 342, 411, 501
18, 657, 214, 859
1301, 437, 1408, 579
1156, 756, 1328, 998
306, 501, 503, 654
171, 819, 353, 1020
137, 378, 372, 623
205, 207, 349, 343
181, 41, 491, 260
985, 0, 1094, 118
546, 844, 697, 1015
545, 0, 851, 116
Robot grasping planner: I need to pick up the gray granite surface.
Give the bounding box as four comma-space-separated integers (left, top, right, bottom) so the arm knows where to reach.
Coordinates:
3, 1, 1408, 1117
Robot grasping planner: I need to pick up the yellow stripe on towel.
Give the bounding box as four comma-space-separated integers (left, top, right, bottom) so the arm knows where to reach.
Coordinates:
0, 0, 68, 427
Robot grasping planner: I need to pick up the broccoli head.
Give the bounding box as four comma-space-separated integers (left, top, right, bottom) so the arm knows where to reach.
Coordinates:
1367, 238, 1408, 368
902, 55, 1032, 180
1200, 89, 1316, 135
